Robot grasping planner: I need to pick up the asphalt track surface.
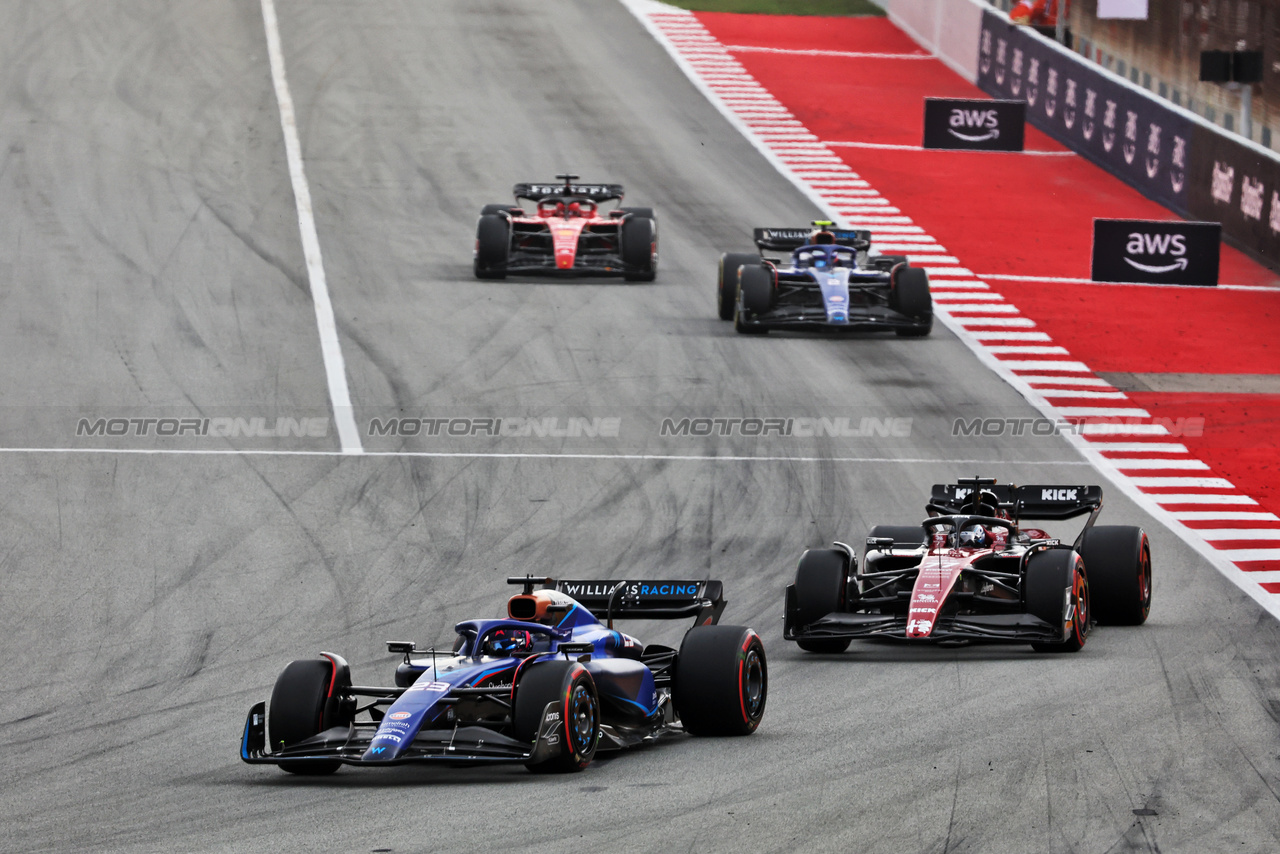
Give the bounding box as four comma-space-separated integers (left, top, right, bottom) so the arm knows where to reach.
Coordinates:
2, 1, 1280, 852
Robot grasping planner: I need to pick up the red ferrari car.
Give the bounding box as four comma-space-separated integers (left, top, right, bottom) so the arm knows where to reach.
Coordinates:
474, 174, 657, 281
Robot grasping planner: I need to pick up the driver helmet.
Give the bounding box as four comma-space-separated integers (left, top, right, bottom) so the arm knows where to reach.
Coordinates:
485, 628, 533, 654
957, 525, 988, 548
811, 230, 835, 245
538, 199, 566, 218
567, 201, 583, 217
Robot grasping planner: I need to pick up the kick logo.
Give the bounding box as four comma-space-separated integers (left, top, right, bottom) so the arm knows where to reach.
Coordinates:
1044, 68, 1058, 118
1026, 57, 1040, 106
1010, 48, 1024, 95
1082, 89, 1098, 140
1102, 100, 1118, 153
1063, 79, 1077, 128
1124, 232, 1187, 274
1241, 176, 1264, 221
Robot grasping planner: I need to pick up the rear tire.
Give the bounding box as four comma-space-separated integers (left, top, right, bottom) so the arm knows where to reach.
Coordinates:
513, 661, 599, 773
474, 213, 509, 279
891, 266, 932, 337
621, 215, 657, 281
792, 549, 852, 654
1081, 526, 1152, 625
1025, 550, 1089, 653
718, 252, 758, 321
480, 203, 514, 216
674, 626, 767, 736
617, 206, 654, 219
269, 659, 343, 775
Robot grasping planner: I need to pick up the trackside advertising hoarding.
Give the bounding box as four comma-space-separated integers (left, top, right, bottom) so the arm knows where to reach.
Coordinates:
977, 12, 1192, 215
972, 7, 1280, 271
1188, 126, 1280, 269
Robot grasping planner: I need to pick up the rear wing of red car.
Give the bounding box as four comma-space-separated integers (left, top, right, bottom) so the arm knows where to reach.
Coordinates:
753, 227, 871, 252
930, 479, 1103, 522
513, 182, 625, 203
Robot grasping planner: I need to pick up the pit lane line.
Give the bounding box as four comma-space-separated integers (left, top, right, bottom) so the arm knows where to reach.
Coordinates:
259, 0, 362, 455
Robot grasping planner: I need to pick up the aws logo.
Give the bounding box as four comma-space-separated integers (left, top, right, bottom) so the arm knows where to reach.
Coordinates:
1124, 232, 1188, 274
948, 108, 1000, 142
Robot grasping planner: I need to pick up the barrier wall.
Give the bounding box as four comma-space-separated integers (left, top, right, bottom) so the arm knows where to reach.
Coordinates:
975, 10, 1280, 270
887, 0, 986, 82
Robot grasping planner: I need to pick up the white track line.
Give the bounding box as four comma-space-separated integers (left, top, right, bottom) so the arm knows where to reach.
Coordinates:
725, 45, 933, 60
623, 0, 1280, 616
260, 0, 362, 455
826, 140, 1077, 156
980, 273, 1277, 292
0, 447, 1091, 464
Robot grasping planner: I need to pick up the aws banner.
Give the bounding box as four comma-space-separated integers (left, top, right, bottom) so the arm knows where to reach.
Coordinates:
923, 98, 1025, 150
976, 10, 1192, 214
1091, 219, 1220, 285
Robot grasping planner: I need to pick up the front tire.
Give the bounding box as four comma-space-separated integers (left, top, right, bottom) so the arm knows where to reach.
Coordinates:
1081, 526, 1151, 625
891, 266, 932, 337
734, 264, 772, 335
269, 658, 344, 775
1025, 550, 1089, 653
474, 213, 509, 279
674, 625, 767, 736
513, 661, 599, 773
718, 252, 758, 321
621, 215, 657, 281
792, 549, 852, 654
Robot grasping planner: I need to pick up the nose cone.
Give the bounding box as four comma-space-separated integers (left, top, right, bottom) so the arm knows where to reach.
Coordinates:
555, 249, 575, 269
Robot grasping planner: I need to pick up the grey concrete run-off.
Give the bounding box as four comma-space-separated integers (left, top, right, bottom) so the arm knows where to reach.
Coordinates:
0, 2, 1278, 852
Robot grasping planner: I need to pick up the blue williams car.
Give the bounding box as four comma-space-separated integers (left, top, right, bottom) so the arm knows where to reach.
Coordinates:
241, 576, 766, 774
717, 222, 932, 336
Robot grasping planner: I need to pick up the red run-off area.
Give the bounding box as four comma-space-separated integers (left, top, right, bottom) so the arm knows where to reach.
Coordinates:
666, 10, 1280, 589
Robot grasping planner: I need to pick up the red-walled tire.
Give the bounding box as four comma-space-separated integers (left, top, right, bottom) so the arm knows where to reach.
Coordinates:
674, 625, 767, 736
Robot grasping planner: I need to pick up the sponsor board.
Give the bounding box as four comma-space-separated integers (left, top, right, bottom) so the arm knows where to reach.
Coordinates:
977, 11, 1191, 213
923, 98, 1025, 151
1091, 218, 1220, 285
1187, 124, 1280, 269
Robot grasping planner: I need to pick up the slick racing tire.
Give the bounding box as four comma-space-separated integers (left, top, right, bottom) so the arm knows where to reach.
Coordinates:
617, 206, 654, 219
269, 658, 345, 775
1024, 550, 1089, 653
674, 625, 767, 736
474, 213, 510, 279
1080, 526, 1152, 626
480, 203, 515, 216
513, 661, 599, 773
718, 252, 759, 321
792, 549, 852, 654
891, 266, 932, 337
734, 264, 772, 335
621, 215, 657, 282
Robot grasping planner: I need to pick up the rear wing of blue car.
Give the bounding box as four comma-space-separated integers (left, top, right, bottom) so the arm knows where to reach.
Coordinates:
929, 478, 1103, 522
753, 227, 870, 252
507, 575, 725, 628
